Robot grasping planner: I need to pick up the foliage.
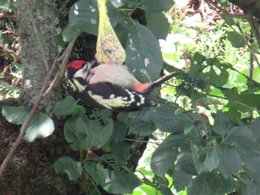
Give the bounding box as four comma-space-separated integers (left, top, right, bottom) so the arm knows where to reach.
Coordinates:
2, 0, 260, 194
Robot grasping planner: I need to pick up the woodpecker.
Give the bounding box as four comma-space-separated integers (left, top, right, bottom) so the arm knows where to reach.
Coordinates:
66, 60, 177, 111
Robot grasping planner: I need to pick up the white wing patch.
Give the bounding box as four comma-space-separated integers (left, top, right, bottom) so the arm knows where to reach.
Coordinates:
87, 89, 146, 109
88, 90, 132, 109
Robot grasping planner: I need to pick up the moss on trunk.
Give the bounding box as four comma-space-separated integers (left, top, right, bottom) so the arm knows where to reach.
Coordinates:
16, 0, 61, 106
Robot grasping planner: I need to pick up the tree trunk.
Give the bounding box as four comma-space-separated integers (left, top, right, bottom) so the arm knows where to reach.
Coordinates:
228, 0, 260, 19
0, 1, 79, 194
16, 0, 61, 106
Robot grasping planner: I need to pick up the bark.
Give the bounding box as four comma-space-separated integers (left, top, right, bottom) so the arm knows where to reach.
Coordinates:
228, 0, 260, 19
16, 0, 61, 106
0, 1, 79, 194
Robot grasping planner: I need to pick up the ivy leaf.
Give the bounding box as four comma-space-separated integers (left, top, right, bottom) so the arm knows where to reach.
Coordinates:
24, 112, 55, 142
140, 0, 174, 12
151, 135, 183, 178
2, 105, 30, 125
125, 22, 163, 82
103, 170, 142, 194
53, 96, 77, 116
54, 157, 82, 181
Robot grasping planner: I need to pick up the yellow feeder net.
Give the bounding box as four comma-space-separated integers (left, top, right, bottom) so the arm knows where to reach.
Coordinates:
96, 0, 126, 65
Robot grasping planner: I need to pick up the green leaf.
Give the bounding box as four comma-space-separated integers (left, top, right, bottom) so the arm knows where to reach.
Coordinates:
83, 116, 114, 148
64, 115, 90, 151
62, 26, 80, 42
216, 144, 242, 178
188, 172, 237, 195
250, 117, 260, 141
128, 120, 155, 136
227, 31, 246, 48
103, 170, 142, 194
2, 106, 55, 142
109, 0, 125, 8
208, 65, 229, 87
54, 157, 82, 181
53, 96, 77, 116
2, 106, 30, 125
213, 112, 233, 135
225, 126, 257, 152
191, 142, 207, 174
66, 0, 126, 38
224, 126, 260, 183
64, 114, 113, 151
203, 148, 219, 172
151, 135, 183, 178
140, 0, 174, 12
176, 153, 197, 175
110, 140, 130, 161
173, 168, 193, 192
129, 104, 191, 133
188, 174, 211, 195
125, 22, 164, 81
221, 13, 235, 26
68, 0, 98, 35
24, 112, 55, 142
83, 162, 106, 185
240, 178, 260, 195
146, 12, 170, 39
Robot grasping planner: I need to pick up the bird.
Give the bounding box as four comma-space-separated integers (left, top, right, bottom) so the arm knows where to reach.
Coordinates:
66, 60, 177, 111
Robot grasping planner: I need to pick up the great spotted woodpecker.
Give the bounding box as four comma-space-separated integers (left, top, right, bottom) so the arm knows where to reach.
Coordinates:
66, 60, 177, 111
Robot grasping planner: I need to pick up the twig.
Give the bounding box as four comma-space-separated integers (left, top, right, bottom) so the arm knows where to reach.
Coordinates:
42, 34, 79, 97
150, 72, 178, 90
0, 54, 58, 177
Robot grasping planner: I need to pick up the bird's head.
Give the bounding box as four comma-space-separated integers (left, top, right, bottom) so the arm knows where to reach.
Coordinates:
66, 60, 97, 92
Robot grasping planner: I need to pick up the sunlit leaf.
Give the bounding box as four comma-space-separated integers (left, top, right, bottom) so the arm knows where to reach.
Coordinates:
103, 170, 142, 194
125, 22, 164, 81
2, 105, 30, 125
24, 112, 55, 142
227, 31, 246, 48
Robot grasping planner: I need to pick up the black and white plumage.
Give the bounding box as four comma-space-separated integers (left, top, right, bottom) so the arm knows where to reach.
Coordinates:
66, 60, 154, 111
